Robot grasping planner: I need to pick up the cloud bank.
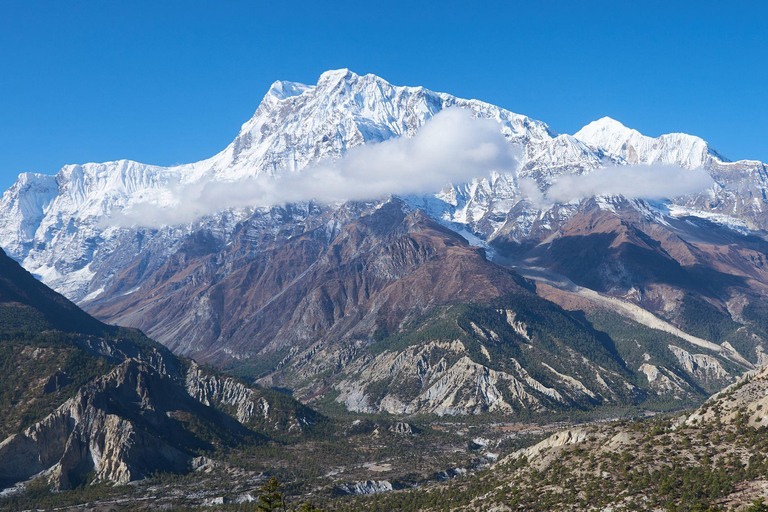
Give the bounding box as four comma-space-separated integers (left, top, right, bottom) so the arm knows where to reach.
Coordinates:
520, 164, 715, 208
109, 108, 521, 228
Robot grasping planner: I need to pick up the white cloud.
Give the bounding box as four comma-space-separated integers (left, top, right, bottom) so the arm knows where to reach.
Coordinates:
108, 108, 522, 228
522, 164, 715, 208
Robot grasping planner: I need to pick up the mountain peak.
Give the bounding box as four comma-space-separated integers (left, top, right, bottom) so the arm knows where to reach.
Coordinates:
317, 68, 358, 86
574, 116, 718, 168
267, 80, 314, 100
264, 69, 361, 102
574, 116, 636, 141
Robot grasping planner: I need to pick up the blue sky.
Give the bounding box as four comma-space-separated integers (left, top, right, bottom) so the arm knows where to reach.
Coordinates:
1, 0, 766, 190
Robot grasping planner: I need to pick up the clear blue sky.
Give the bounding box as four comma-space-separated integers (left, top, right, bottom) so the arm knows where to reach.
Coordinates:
1, 0, 766, 190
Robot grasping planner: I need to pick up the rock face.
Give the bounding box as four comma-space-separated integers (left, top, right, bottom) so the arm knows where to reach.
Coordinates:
685, 362, 768, 428
509, 428, 592, 468
185, 362, 320, 432
668, 344, 729, 382
319, 293, 739, 416
0, 353, 321, 489
0, 352, 320, 490
389, 422, 417, 435
0, 360, 199, 488
336, 346, 543, 416
333, 334, 576, 416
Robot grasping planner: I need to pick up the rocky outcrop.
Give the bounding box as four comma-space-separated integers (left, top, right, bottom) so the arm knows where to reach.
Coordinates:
330, 301, 638, 416
335, 480, 394, 496
0, 360, 195, 489
507, 428, 592, 466
186, 362, 270, 423
334, 341, 545, 416
389, 422, 417, 435
668, 344, 730, 382
634, 345, 732, 398
185, 362, 318, 432
639, 363, 686, 395
0, 355, 329, 490
502, 309, 530, 340
686, 363, 768, 428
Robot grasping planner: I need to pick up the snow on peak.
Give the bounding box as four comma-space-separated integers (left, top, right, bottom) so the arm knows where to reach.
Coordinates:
318, 68, 356, 83
574, 116, 718, 169
224, 68, 555, 182
265, 69, 362, 102
575, 117, 635, 140
3, 68, 759, 303
267, 80, 314, 100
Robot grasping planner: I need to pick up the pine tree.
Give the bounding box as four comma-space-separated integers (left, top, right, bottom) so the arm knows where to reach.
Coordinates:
257, 477, 285, 512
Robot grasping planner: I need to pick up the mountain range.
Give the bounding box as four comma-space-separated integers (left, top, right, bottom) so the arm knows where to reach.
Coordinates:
2, 69, 768, 419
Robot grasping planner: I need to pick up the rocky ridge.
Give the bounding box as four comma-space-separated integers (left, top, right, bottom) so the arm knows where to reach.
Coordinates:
0, 248, 323, 490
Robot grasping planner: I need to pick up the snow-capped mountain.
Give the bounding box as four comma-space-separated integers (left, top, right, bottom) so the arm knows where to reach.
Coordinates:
0, 69, 589, 300
3, 69, 768, 417
574, 116, 724, 169
0, 68, 765, 304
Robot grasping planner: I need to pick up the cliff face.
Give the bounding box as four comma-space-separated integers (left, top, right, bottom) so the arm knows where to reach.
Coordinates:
0, 354, 328, 490
185, 361, 321, 432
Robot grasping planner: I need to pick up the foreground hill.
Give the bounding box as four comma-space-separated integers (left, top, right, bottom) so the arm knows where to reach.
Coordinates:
0, 247, 321, 491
